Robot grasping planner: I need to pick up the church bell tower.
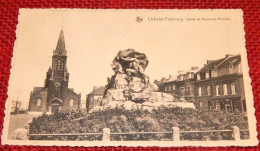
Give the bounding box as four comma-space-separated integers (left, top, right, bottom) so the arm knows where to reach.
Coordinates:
46, 29, 69, 101
28, 29, 81, 114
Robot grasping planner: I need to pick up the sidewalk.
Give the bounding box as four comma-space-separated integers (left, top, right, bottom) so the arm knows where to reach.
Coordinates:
7, 114, 38, 140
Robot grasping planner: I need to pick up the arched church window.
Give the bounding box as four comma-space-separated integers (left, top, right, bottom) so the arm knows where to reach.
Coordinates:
69, 99, 74, 106
60, 61, 64, 71
56, 59, 64, 71
54, 60, 58, 70
36, 98, 41, 106
57, 60, 61, 70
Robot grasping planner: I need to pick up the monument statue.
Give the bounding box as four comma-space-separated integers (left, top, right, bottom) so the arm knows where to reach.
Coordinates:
97, 49, 191, 111
103, 49, 154, 102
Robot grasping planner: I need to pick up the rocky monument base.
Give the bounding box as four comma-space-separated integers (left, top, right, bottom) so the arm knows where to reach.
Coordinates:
98, 49, 195, 110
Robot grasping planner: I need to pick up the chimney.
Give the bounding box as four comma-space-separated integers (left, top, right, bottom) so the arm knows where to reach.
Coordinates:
191, 66, 199, 70
161, 77, 166, 82
207, 60, 215, 64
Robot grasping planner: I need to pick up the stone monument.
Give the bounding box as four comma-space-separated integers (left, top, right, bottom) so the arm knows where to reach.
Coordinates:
92, 49, 195, 111
103, 49, 156, 103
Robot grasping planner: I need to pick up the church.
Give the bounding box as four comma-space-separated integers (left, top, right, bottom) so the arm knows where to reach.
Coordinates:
28, 29, 81, 114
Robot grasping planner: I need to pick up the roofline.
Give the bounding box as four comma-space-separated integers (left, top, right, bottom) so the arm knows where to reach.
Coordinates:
196, 54, 240, 73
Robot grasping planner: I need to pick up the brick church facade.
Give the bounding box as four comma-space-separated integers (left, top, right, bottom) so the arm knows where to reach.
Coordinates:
28, 30, 81, 114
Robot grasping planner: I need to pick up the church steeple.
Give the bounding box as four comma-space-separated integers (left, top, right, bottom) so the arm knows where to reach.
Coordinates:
51, 29, 68, 79
53, 29, 67, 56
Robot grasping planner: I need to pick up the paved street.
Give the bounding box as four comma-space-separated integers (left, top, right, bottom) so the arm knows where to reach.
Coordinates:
7, 114, 38, 139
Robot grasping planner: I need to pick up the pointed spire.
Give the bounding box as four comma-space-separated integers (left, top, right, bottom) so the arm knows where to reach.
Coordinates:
53, 29, 67, 56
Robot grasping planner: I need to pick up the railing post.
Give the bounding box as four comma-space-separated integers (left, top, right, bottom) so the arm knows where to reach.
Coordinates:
102, 128, 110, 141
232, 126, 240, 141
172, 127, 180, 141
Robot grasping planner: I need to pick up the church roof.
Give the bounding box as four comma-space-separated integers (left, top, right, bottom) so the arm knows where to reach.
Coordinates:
32, 87, 45, 93
53, 29, 67, 56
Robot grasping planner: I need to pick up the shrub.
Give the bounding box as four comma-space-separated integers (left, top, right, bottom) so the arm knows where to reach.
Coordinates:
29, 107, 249, 141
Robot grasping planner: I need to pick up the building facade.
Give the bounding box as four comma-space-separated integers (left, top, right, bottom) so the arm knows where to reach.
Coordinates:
162, 67, 199, 102
86, 86, 105, 112
28, 30, 81, 114
193, 54, 246, 112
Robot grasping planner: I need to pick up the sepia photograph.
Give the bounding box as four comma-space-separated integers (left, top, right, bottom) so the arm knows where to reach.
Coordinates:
1, 9, 258, 147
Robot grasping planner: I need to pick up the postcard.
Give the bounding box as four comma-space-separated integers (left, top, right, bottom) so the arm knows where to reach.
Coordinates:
1, 9, 258, 147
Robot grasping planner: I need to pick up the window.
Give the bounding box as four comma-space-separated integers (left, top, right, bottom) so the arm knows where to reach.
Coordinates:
36, 98, 41, 106
214, 69, 218, 77
165, 86, 168, 92
180, 87, 185, 96
90, 97, 94, 105
225, 99, 232, 112
187, 87, 191, 95
169, 86, 172, 91
216, 100, 221, 110
207, 85, 211, 95
211, 70, 214, 77
54, 61, 57, 69
231, 82, 236, 94
216, 105, 221, 110
172, 85, 176, 90
188, 73, 191, 79
197, 73, 201, 80
60, 62, 64, 71
198, 87, 202, 96
206, 71, 209, 79
216, 85, 220, 96
55, 60, 64, 71
229, 65, 233, 74
180, 75, 183, 81
57, 60, 61, 70
69, 99, 74, 106
223, 84, 228, 95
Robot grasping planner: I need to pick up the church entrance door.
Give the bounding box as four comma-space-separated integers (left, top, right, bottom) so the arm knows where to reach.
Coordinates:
50, 99, 62, 114
51, 105, 60, 113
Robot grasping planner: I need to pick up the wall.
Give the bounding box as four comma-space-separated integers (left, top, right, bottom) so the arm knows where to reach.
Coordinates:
28, 89, 48, 112
218, 66, 229, 76
193, 74, 246, 112
61, 89, 80, 110
86, 94, 103, 111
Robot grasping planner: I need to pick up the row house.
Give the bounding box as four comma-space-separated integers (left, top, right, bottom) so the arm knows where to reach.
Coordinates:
163, 67, 199, 102
86, 86, 105, 112
193, 54, 246, 112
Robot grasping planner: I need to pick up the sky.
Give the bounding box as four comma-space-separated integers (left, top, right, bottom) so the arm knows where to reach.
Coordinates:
7, 9, 246, 109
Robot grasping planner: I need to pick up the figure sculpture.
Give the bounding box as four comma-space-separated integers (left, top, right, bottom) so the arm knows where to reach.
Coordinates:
111, 49, 149, 85
103, 49, 151, 101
